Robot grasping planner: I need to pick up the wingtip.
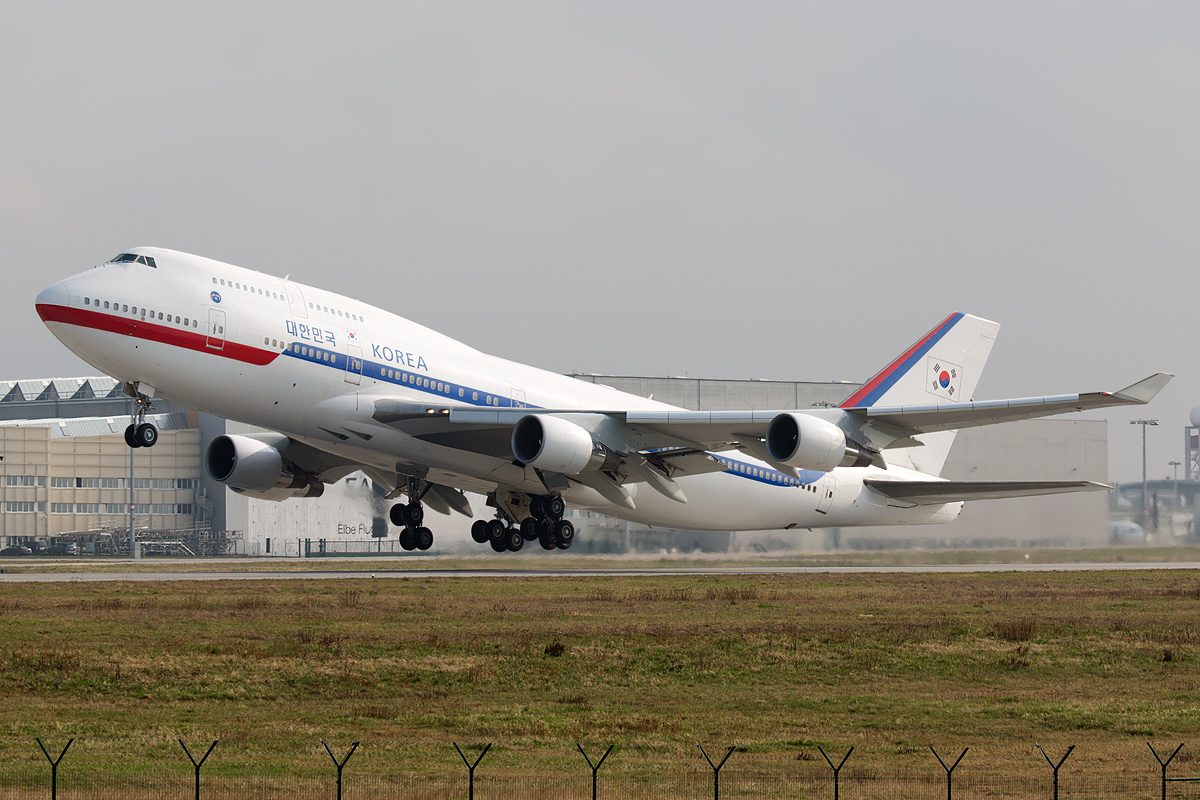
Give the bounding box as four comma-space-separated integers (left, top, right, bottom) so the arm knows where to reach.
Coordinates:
1113, 373, 1174, 404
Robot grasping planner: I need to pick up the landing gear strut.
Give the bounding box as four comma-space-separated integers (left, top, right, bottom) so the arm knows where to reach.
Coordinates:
389, 477, 433, 551
124, 391, 158, 449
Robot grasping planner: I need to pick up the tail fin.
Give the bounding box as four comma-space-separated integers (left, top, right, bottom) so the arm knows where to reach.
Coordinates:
840, 313, 1000, 476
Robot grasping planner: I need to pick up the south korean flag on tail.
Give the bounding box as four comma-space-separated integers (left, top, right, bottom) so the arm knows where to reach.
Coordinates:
926, 356, 963, 400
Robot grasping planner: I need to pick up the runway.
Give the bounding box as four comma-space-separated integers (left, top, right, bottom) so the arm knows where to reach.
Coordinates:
3, 561, 1200, 582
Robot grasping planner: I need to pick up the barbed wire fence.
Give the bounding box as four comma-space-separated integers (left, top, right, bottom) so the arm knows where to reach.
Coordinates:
3, 738, 1200, 800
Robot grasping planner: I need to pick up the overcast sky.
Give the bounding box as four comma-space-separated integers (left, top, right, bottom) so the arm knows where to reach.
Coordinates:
3, 2, 1197, 484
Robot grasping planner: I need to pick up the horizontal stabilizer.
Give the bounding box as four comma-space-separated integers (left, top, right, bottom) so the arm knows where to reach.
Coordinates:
864, 479, 1110, 506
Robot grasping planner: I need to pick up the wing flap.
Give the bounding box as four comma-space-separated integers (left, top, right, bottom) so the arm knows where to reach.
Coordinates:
645, 448, 729, 477
864, 478, 1110, 506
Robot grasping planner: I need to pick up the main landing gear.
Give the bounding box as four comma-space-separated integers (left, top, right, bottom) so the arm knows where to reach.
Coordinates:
470, 494, 575, 554
124, 392, 158, 449
389, 478, 433, 551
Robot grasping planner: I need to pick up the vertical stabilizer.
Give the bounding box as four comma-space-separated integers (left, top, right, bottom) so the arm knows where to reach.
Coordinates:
840, 313, 1000, 476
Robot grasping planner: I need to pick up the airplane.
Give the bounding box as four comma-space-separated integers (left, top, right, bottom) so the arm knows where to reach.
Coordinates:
35, 247, 1172, 553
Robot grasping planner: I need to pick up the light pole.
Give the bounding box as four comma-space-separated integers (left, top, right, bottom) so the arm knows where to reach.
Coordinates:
1170, 460, 1182, 510
1131, 420, 1158, 526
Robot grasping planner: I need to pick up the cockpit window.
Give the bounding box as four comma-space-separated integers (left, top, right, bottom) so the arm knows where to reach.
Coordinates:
109, 253, 157, 268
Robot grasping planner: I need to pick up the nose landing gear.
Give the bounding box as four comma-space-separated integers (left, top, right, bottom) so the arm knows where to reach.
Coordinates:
124, 390, 158, 449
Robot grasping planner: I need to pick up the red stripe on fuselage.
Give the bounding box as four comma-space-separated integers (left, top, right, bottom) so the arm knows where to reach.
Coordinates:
36, 304, 280, 367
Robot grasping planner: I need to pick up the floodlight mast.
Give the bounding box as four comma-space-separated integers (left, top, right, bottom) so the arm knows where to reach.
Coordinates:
1131, 419, 1159, 526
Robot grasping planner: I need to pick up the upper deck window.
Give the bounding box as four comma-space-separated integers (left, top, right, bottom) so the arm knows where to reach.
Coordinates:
109, 253, 157, 268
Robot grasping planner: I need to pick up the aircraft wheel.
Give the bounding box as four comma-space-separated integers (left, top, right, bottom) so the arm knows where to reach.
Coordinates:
538, 520, 557, 551
471, 520, 489, 544
506, 529, 524, 552
124, 424, 140, 448
414, 527, 433, 551
489, 535, 507, 553
399, 529, 416, 551
135, 423, 158, 448
389, 504, 405, 527
520, 517, 539, 541
486, 519, 506, 542
403, 503, 424, 526
554, 520, 575, 549
529, 496, 546, 520
546, 495, 566, 520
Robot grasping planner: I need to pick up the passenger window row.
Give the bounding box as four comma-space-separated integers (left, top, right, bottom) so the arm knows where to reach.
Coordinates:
210, 277, 367, 323
724, 459, 807, 488
374, 365, 503, 404
292, 344, 339, 365
82, 297, 198, 329
213, 276, 283, 302
308, 301, 363, 323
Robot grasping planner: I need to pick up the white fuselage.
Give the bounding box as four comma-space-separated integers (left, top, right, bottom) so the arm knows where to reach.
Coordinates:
36, 249, 961, 532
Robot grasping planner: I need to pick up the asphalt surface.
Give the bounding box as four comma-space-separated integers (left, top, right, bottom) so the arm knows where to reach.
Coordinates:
2, 561, 1200, 582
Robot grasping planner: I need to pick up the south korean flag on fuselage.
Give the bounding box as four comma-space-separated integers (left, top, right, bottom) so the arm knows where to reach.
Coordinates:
926, 356, 962, 400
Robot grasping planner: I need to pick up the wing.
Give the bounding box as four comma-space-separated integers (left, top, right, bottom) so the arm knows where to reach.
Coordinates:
364, 372, 1168, 509
368, 314, 1170, 510
848, 372, 1173, 435
619, 373, 1173, 451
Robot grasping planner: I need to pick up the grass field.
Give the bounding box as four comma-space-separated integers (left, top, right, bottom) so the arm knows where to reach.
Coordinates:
5, 544, 1200, 573
3, 567, 1200, 794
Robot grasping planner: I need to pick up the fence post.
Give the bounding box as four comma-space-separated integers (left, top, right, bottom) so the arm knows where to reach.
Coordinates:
35, 739, 73, 800
179, 740, 217, 800
577, 743, 615, 800
454, 742, 491, 800
1035, 744, 1073, 800
698, 744, 735, 800
1149, 742, 1185, 800
930, 746, 968, 800
816, 746, 853, 800
321, 740, 359, 800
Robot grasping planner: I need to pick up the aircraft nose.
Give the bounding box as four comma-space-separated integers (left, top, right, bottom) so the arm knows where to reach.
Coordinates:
35, 281, 70, 321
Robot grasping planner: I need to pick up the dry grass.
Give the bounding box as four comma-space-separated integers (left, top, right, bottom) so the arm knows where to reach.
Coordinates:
1, 570, 1199, 787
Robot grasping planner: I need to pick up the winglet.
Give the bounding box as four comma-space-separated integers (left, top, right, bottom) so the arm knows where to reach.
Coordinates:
1112, 373, 1173, 404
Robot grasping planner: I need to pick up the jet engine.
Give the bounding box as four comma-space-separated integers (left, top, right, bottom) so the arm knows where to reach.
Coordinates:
511, 415, 619, 475
205, 434, 324, 498
765, 413, 871, 472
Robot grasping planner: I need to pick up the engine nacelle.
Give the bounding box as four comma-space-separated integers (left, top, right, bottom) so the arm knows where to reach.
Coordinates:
511, 415, 619, 475
765, 413, 866, 472
205, 435, 323, 498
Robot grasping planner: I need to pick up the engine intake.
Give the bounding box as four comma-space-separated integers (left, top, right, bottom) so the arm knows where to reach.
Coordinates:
205, 435, 323, 497
511, 415, 619, 475
765, 413, 871, 472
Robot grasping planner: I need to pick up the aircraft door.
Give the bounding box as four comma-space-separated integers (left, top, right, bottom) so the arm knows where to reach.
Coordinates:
206, 309, 226, 350
344, 344, 363, 385
281, 280, 309, 319
510, 388, 527, 408
817, 475, 836, 513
